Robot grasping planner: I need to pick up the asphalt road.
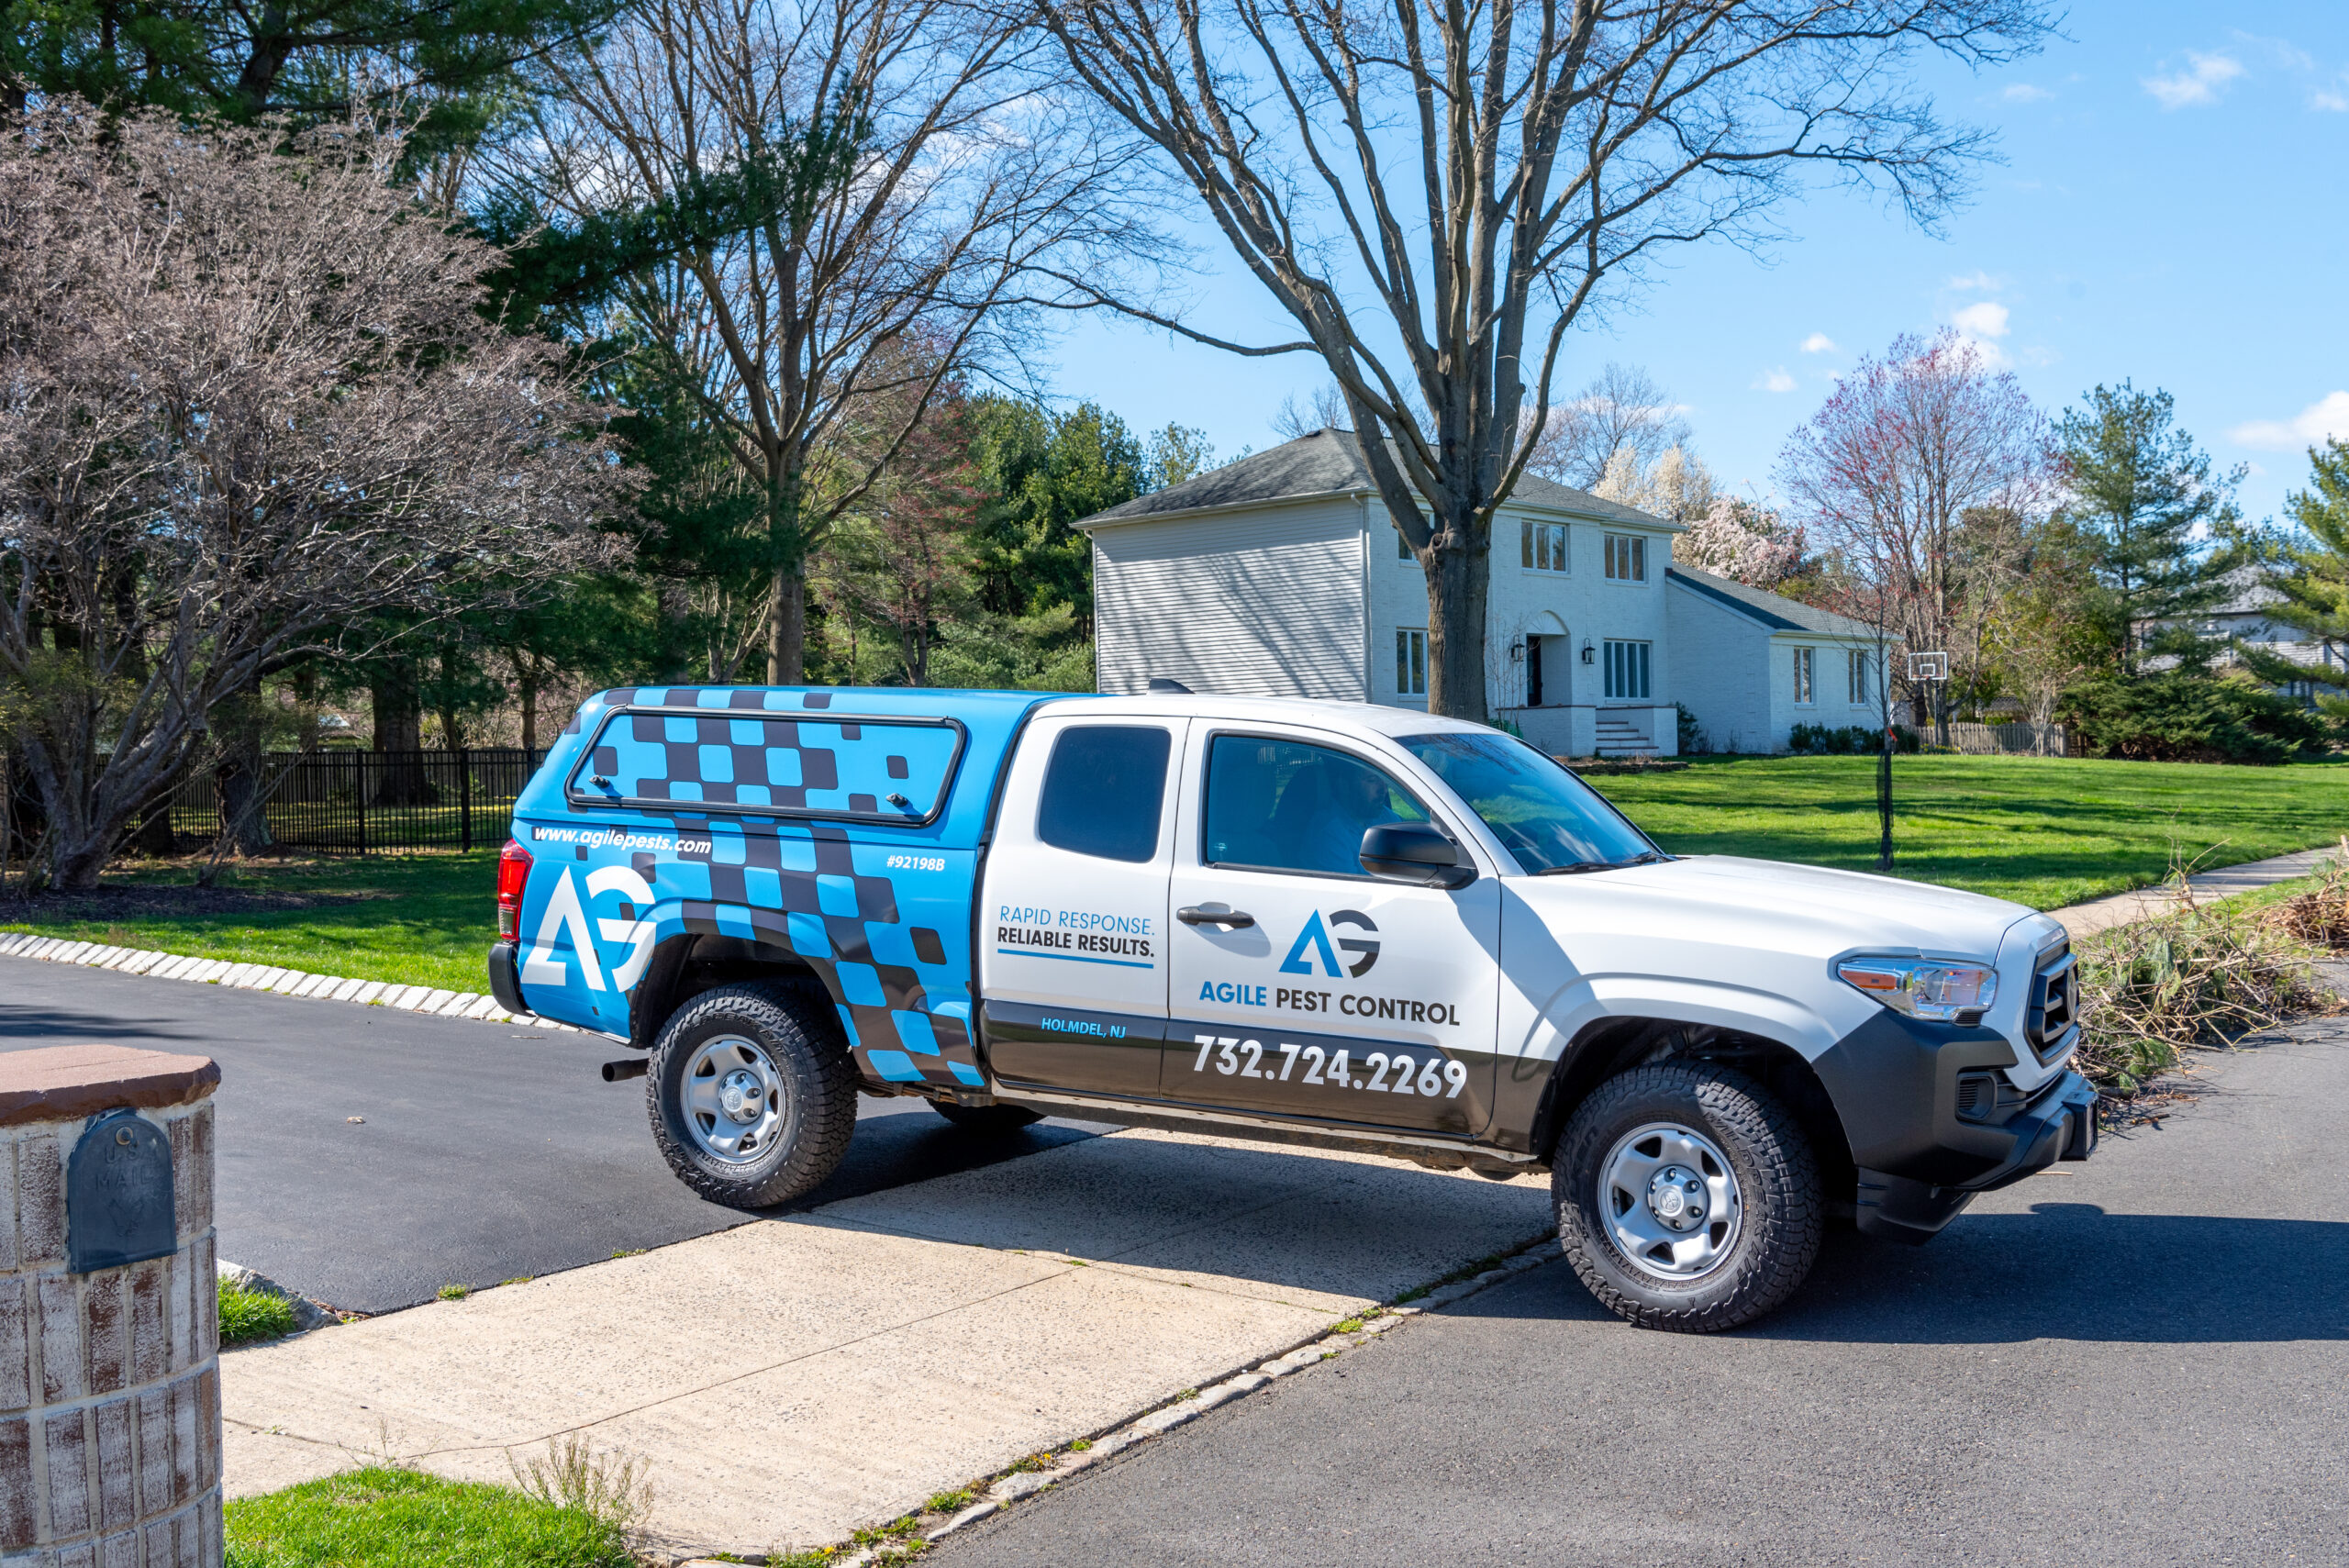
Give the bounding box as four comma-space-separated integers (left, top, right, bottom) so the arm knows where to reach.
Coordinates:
0, 958, 1101, 1314
934, 1020, 2349, 1568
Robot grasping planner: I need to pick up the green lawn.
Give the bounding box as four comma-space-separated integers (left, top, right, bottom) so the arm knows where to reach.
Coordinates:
1592, 753, 2349, 910
0, 851, 499, 994
225, 1467, 635, 1568
4, 755, 2343, 991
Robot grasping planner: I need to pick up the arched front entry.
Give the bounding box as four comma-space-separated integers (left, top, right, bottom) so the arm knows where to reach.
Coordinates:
1523, 611, 1570, 708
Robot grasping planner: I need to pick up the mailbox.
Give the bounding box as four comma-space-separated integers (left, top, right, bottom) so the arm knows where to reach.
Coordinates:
67, 1107, 177, 1273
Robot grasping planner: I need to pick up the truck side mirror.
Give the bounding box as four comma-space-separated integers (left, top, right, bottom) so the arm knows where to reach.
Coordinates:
1360, 823, 1475, 889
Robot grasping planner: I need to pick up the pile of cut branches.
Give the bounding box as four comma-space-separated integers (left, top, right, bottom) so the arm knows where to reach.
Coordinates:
2075, 847, 2347, 1093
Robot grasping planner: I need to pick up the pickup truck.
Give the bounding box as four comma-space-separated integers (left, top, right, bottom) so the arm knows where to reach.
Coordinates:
488, 684, 2097, 1332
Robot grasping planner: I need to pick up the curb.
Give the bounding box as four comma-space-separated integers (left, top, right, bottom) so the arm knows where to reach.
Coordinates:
0, 932, 584, 1032
677, 1232, 1559, 1567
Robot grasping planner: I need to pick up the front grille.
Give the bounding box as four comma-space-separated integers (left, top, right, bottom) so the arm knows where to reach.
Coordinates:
2025, 940, 2078, 1063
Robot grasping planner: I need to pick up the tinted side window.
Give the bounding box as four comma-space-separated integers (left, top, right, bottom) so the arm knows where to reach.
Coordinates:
1202, 735, 1427, 877
1037, 726, 1172, 862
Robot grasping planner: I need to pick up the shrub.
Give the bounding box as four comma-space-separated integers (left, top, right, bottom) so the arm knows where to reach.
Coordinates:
1787, 723, 1916, 755
1675, 702, 1706, 755
2062, 672, 2328, 764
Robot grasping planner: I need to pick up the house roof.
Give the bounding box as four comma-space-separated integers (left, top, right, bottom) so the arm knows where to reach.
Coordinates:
1074, 428, 1671, 530
1666, 567, 1879, 639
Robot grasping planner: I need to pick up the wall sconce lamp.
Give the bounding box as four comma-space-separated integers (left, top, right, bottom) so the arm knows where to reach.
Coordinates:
1580, 640, 1596, 664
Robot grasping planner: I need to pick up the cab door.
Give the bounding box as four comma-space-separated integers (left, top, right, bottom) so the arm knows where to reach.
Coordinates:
1163, 728, 1499, 1135
977, 713, 1186, 1095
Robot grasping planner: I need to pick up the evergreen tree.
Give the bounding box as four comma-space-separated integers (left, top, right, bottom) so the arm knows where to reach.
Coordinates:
2, 0, 621, 159
966, 398, 1149, 631
2238, 438, 2349, 727
2054, 383, 2240, 675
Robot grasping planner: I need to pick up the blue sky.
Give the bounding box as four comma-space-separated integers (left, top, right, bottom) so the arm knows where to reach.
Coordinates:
1038, 2, 2348, 527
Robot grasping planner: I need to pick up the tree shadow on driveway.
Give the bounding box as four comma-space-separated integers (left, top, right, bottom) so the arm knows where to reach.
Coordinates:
1477, 1200, 2349, 1346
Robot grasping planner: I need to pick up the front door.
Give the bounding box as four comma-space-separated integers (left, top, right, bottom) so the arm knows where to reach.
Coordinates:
1163, 729, 1499, 1135
977, 713, 1184, 1095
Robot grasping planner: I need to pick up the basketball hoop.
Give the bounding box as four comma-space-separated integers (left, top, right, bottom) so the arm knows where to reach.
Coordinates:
1907, 651, 1949, 683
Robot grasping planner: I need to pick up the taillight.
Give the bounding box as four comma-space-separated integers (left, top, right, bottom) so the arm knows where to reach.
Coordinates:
496, 839, 532, 940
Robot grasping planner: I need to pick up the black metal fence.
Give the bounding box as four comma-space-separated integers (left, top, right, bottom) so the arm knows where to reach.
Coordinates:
167, 748, 549, 855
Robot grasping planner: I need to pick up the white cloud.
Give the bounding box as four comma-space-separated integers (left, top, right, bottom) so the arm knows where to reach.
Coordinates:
1946, 271, 2001, 292
1798, 333, 1837, 355
2227, 390, 2349, 450
1753, 368, 1798, 395
1951, 301, 2011, 339
2143, 51, 2245, 109
2003, 83, 2054, 103
2316, 84, 2349, 112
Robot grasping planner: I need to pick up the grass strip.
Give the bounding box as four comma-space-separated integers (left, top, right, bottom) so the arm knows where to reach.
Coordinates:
223, 1466, 636, 1568
217, 1279, 299, 1347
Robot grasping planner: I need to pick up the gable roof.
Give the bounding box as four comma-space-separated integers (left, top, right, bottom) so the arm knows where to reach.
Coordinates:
1074, 427, 1669, 530
1666, 567, 1878, 639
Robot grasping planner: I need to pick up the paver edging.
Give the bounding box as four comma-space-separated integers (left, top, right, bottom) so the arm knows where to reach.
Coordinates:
0, 933, 585, 1033
674, 1232, 1561, 1568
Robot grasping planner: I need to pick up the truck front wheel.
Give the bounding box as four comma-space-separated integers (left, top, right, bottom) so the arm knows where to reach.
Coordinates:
647, 982, 859, 1209
1553, 1061, 1822, 1333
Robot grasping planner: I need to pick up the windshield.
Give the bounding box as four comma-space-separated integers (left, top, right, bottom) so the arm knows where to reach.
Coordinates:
1398, 731, 1661, 874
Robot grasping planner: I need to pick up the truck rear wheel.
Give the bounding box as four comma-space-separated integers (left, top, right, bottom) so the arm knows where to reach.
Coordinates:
1553, 1061, 1821, 1333
647, 982, 858, 1210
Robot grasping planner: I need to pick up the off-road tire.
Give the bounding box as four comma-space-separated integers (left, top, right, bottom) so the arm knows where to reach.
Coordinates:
1553, 1061, 1821, 1333
928, 1101, 1045, 1134
647, 982, 858, 1209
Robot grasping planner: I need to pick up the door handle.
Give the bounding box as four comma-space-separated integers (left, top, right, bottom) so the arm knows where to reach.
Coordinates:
1177, 906, 1256, 929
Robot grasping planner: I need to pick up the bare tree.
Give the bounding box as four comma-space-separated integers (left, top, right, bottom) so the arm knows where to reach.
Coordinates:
1776, 329, 2046, 741
1031, 0, 2047, 719
0, 104, 623, 889
816, 401, 985, 684
1272, 382, 1352, 440
1526, 362, 1688, 490
504, 0, 1149, 683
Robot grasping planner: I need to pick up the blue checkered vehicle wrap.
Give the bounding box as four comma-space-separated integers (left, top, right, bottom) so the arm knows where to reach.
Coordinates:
509, 685, 1055, 1091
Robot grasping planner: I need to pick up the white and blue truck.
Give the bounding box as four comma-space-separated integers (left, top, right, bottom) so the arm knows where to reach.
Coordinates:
488, 684, 2096, 1331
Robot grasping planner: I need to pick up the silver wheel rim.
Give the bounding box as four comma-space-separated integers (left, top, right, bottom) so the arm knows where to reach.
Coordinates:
682, 1034, 788, 1166
1598, 1120, 1742, 1280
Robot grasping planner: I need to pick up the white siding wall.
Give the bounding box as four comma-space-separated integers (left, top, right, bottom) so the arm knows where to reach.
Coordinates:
1090, 497, 1368, 698
1774, 635, 1887, 747
1664, 584, 1775, 754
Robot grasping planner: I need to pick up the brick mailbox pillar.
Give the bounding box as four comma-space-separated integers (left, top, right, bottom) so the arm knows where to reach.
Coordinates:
0, 1045, 223, 1567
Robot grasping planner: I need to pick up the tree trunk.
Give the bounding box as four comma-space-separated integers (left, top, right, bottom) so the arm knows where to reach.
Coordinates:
1420, 531, 1489, 722
371, 658, 434, 806
770, 567, 807, 685
131, 791, 176, 857
518, 665, 540, 754
215, 753, 276, 855
654, 582, 694, 684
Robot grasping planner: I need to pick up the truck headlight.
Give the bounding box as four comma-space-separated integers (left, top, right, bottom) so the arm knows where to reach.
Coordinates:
1836, 957, 1998, 1022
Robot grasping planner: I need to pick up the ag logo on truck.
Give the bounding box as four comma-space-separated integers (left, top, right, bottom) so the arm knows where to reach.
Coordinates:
1280, 910, 1380, 980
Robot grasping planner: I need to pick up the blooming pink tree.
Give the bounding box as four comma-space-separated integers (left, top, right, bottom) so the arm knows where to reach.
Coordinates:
1777, 329, 2048, 737
1678, 497, 1809, 589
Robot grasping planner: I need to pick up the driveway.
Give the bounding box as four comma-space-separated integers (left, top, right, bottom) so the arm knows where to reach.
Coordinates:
931, 1019, 2349, 1567
0, 958, 1102, 1313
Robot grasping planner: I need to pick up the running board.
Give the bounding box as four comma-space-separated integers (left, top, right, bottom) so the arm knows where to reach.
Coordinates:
996, 1088, 1542, 1169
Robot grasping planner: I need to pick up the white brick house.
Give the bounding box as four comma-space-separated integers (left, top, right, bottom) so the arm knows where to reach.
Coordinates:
1076, 428, 1885, 755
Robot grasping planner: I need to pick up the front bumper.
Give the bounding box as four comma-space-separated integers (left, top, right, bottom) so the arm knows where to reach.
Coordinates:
1810, 1008, 2099, 1245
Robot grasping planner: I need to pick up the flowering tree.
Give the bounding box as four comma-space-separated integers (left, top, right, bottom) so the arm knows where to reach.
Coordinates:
1777, 329, 2048, 739
1679, 498, 1809, 590
0, 104, 624, 889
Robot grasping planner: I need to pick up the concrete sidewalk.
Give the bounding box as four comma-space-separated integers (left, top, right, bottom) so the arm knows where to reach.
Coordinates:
2046, 839, 2345, 939
221, 1128, 1553, 1559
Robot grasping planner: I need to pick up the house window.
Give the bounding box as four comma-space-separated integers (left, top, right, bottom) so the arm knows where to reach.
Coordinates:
1603, 533, 1647, 582
1603, 639, 1651, 701
1522, 519, 1568, 573
1396, 628, 1428, 697
1847, 649, 1870, 706
1397, 527, 1412, 561
1792, 646, 1815, 706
